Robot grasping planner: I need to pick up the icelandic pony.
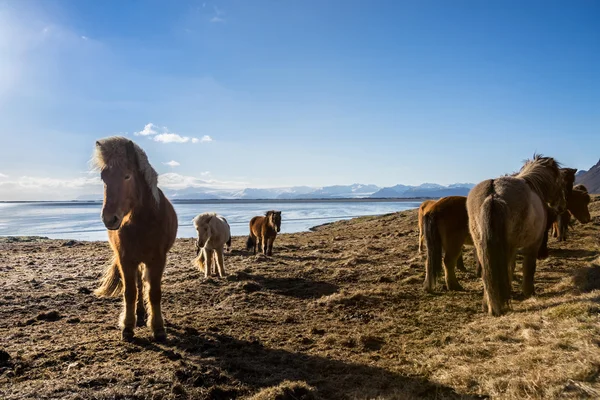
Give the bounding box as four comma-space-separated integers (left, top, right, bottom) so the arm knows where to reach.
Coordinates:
93, 137, 178, 342
417, 200, 436, 253
246, 211, 282, 256
421, 196, 476, 292
551, 184, 592, 241
552, 168, 577, 241
467, 155, 565, 316
192, 213, 231, 278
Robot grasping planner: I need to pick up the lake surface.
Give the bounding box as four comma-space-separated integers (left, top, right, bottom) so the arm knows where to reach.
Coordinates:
0, 199, 421, 241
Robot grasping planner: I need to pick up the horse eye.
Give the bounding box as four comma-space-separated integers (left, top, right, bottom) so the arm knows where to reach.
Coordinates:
124, 175, 131, 180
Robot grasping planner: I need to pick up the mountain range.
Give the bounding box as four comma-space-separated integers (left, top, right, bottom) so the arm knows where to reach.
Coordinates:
575, 159, 600, 194
161, 182, 476, 200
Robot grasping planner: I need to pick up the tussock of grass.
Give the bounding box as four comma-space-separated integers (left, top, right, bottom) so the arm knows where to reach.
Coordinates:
249, 380, 319, 400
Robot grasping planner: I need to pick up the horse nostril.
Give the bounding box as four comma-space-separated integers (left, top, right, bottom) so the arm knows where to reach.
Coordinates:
112, 216, 119, 224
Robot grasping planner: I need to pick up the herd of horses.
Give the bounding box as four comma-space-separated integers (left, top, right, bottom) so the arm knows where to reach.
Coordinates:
92, 136, 593, 341
419, 158, 592, 316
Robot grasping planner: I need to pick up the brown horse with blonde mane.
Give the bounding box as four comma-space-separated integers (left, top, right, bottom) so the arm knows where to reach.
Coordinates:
421, 196, 476, 292
246, 211, 282, 256
93, 137, 178, 342
467, 154, 565, 316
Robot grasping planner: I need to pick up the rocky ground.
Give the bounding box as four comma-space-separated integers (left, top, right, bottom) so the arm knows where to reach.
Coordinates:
1, 197, 600, 399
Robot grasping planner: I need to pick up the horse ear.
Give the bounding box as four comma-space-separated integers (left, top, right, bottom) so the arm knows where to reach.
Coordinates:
96, 141, 102, 148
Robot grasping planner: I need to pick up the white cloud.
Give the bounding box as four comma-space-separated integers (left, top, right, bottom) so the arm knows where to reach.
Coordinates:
158, 172, 247, 190
132, 122, 210, 144
210, 16, 225, 23
163, 160, 180, 167
153, 133, 190, 143
0, 173, 8, 178
134, 123, 159, 136
200, 171, 210, 176
0, 175, 102, 200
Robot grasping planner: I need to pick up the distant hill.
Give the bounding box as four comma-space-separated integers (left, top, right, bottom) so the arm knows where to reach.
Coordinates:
77, 182, 476, 201
370, 183, 474, 199
575, 159, 600, 194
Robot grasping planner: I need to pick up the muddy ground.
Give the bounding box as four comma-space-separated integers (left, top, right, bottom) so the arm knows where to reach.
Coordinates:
1, 198, 600, 399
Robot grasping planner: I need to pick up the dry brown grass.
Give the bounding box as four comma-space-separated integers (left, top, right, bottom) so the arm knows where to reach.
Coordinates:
0, 197, 599, 399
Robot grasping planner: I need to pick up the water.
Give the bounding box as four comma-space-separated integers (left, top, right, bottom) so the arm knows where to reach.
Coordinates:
0, 200, 420, 241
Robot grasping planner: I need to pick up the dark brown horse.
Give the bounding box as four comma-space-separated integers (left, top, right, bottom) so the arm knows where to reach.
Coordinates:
552, 168, 577, 241
552, 184, 592, 241
93, 137, 178, 342
246, 211, 282, 256
421, 196, 476, 293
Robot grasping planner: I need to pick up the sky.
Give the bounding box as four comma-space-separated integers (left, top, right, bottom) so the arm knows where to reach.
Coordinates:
0, 0, 598, 200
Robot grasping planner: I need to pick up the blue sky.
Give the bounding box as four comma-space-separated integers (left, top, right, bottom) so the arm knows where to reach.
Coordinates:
0, 0, 598, 200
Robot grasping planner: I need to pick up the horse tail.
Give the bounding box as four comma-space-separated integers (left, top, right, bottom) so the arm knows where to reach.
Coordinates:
226, 235, 232, 252
423, 211, 442, 292
94, 259, 123, 297
479, 192, 510, 316
246, 235, 255, 251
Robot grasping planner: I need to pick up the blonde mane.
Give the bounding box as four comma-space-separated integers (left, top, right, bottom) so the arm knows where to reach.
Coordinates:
92, 136, 160, 205
516, 154, 562, 203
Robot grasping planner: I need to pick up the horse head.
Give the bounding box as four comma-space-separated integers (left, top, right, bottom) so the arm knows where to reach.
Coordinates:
267, 210, 282, 233
95, 139, 142, 230
569, 188, 592, 224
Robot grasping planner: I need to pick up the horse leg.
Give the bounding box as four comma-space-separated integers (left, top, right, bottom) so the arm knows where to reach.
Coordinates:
261, 236, 268, 255
136, 266, 146, 327
456, 250, 467, 272
119, 261, 138, 341
521, 250, 537, 298
443, 249, 464, 291
267, 238, 274, 256
216, 249, 226, 277
146, 256, 167, 342
204, 249, 212, 279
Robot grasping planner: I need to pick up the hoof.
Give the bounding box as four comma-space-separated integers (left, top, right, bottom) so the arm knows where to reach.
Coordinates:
121, 328, 135, 342
153, 328, 167, 343
447, 284, 464, 292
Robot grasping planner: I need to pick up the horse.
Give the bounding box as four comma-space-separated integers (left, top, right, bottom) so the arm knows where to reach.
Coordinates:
467, 154, 566, 316
551, 168, 577, 241
192, 212, 231, 278
246, 211, 282, 256
551, 184, 592, 241
93, 137, 178, 342
421, 196, 477, 293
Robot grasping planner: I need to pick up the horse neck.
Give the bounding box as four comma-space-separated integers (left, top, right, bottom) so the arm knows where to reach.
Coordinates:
519, 170, 556, 204
129, 178, 161, 221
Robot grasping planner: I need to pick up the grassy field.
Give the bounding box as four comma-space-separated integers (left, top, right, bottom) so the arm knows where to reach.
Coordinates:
1, 197, 599, 399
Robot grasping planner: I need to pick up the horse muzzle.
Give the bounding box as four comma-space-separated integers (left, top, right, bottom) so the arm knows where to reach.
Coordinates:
102, 214, 123, 230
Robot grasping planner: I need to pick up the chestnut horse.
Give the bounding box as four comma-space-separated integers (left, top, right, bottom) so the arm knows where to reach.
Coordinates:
246, 211, 282, 256
552, 184, 592, 241
93, 137, 178, 342
421, 196, 476, 292
468, 155, 565, 316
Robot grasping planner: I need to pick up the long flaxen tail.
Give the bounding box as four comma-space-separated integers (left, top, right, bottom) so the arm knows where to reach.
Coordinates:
94, 259, 123, 297
423, 211, 442, 292
479, 194, 510, 316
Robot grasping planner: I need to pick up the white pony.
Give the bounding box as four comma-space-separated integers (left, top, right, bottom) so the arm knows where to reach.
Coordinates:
192, 212, 232, 278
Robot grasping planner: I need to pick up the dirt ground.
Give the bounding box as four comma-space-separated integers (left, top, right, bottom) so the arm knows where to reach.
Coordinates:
1, 198, 600, 400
